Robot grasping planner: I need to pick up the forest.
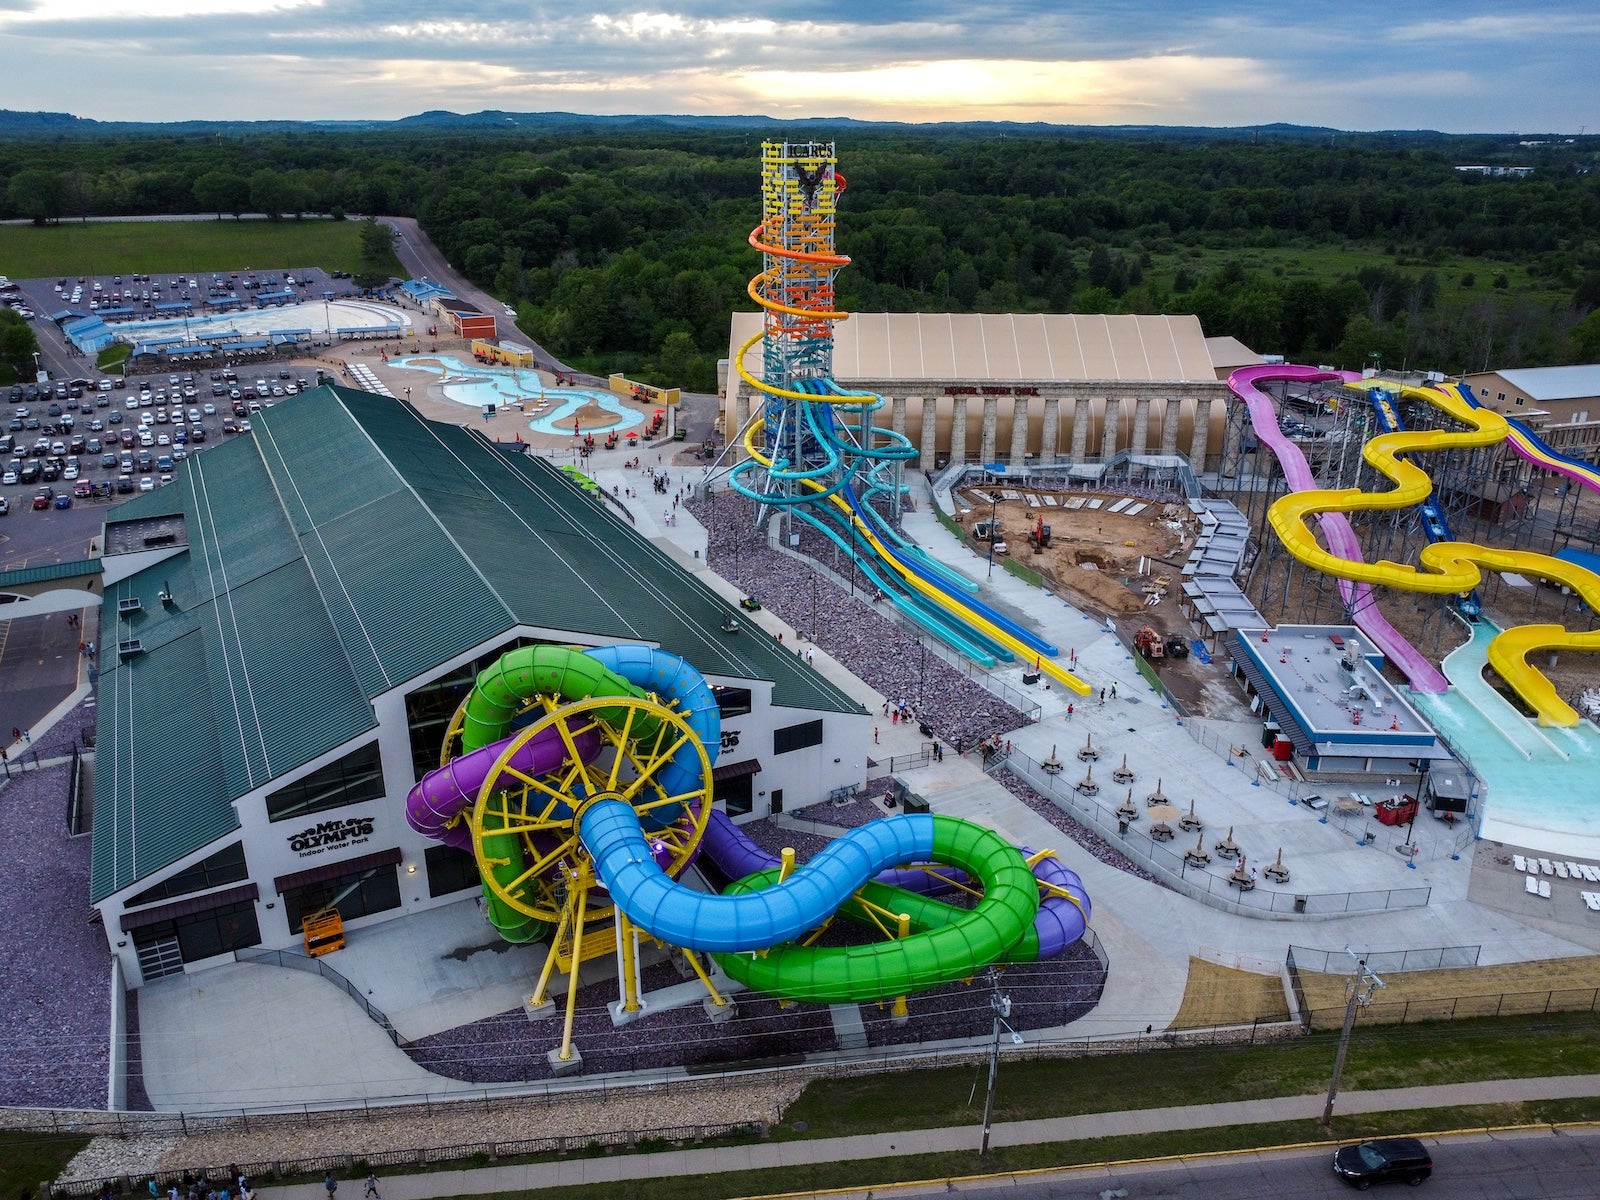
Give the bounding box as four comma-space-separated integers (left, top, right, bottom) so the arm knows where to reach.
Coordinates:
3, 126, 1598, 393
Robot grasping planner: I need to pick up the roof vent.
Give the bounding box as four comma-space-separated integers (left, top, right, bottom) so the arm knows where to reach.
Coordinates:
117, 639, 145, 657
117, 597, 143, 615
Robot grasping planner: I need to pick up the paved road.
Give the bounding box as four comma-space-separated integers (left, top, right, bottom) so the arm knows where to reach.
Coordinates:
996, 1128, 1600, 1199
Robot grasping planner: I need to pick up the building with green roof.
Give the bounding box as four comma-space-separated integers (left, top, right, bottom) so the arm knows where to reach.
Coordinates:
92, 385, 868, 986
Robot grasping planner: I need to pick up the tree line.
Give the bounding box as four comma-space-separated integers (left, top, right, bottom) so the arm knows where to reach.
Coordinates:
2, 129, 1597, 390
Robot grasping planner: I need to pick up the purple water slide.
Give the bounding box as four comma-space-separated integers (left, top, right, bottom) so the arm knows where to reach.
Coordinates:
1023, 846, 1092, 959
405, 726, 601, 852
1229, 365, 1448, 694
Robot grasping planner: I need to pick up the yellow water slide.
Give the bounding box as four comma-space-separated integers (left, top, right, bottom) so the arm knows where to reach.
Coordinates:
1268, 381, 1600, 726
739, 421, 1091, 695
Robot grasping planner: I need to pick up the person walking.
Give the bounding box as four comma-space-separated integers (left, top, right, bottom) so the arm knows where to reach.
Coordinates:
323, 1174, 337, 1200
1067, 703, 1074, 721
1111, 682, 1118, 699
362, 1174, 380, 1200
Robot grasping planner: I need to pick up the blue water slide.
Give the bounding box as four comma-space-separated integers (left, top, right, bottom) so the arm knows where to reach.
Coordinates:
581, 645, 722, 805
839, 479, 1060, 658
581, 803, 939, 952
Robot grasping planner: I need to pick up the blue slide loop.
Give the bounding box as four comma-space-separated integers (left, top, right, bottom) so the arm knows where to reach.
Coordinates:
580, 645, 721, 810
582, 803, 938, 953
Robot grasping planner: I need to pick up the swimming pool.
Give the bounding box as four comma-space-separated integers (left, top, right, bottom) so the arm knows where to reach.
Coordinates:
389, 355, 643, 434
1413, 619, 1600, 858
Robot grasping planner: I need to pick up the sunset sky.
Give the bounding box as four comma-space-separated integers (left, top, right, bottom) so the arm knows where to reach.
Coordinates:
1, 1, 1595, 131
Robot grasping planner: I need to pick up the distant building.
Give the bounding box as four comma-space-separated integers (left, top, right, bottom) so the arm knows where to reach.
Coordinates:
435, 297, 497, 340
1459, 365, 1600, 459
471, 338, 536, 367
1453, 165, 1534, 177
723, 311, 1233, 474
1204, 335, 1264, 381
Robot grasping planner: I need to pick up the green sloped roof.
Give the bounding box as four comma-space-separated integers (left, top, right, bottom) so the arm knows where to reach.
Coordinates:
0, 557, 101, 588
91, 617, 234, 903
251, 395, 512, 695
336, 392, 861, 715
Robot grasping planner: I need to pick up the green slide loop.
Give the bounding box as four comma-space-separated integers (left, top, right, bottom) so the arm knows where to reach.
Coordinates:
712, 815, 1040, 1004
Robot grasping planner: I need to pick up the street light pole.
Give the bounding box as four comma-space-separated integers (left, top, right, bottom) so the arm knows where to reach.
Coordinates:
979, 966, 1013, 1158
1322, 951, 1385, 1127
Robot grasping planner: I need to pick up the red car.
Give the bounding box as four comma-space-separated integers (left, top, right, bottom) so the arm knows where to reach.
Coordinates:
73, 479, 93, 498
32, 487, 53, 509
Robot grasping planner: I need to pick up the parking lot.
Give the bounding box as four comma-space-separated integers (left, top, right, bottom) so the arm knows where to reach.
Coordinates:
2, 364, 319, 549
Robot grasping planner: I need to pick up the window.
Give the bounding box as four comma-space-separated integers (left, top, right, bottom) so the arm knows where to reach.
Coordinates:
774, 718, 823, 755
281, 864, 401, 934
125, 843, 247, 906
425, 844, 481, 899
130, 899, 260, 963
719, 772, 754, 818
712, 685, 752, 719
265, 742, 384, 823
404, 638, 539, 780
1497, 392, 1506, 401
1515, 397, 1525, 406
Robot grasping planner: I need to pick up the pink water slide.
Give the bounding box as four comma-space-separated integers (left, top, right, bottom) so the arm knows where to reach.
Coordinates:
1228, 364, 1449, 694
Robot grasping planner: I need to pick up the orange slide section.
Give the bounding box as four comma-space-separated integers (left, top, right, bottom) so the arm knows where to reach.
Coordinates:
1268, 380, 1600, 726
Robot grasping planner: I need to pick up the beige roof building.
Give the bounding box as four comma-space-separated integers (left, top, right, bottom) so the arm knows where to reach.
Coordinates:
723, 312, 1234, 474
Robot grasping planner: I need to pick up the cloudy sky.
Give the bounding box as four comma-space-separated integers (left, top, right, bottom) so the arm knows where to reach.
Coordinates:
1, 0, 1595, 132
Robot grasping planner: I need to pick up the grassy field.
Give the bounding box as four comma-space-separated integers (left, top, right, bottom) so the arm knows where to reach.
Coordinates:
1297, 957, 1600, 1030
1171, 957, 1291, 1029
780, 1012, 1600, 1138
0, 218, 375, 280
1148, 241, 1563, 303
424, 1096, 1600, 1200
1, 1130, 91, 1200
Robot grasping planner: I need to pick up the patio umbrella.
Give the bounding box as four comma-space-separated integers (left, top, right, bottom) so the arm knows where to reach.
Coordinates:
1147, 803, 1181, 823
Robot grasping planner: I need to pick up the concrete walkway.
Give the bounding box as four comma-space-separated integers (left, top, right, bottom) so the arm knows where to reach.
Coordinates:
257, 1074, 1600, 1199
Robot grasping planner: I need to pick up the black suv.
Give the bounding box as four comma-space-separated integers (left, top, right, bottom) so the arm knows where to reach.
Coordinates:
1333, 1138, 1432, 1188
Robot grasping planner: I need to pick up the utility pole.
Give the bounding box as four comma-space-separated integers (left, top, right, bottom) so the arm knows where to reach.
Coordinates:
979, 966, 1016, 1158
1322, 950, 1385, 1126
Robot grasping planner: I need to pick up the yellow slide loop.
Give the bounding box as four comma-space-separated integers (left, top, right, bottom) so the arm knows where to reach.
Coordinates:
1267, 380, 1600, 725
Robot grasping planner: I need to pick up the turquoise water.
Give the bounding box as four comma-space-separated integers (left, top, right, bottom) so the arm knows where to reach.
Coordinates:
390, 355, 643, 434
1412, 619, 1600, 852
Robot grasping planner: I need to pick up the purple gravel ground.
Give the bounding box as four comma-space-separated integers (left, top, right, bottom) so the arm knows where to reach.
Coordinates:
0, 700, 111, 1108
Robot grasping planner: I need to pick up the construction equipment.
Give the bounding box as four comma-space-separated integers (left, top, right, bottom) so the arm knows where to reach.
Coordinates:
1135, 626, 1166, 659
1164, 633, 1190, 659
1027, 516, 1052, 552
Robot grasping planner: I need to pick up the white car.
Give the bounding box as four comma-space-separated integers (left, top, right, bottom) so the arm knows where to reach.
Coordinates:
202, 402, 216, 415
156, 433, 171, 446
138, 476, 154, 491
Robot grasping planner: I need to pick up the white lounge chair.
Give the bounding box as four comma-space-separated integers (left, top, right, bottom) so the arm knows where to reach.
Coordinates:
1513, 854, 1527, 871
1584, 865, 1600, 883
1556, 862, 1570, 879
1526, 876, 1540, 895
1587, 894, 1600, 912
1539, 858, 1555, 875
1538, 879, 1552, 899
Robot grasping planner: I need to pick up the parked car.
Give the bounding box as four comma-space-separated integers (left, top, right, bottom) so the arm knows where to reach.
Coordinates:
1333, 1138, 1432, 1189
